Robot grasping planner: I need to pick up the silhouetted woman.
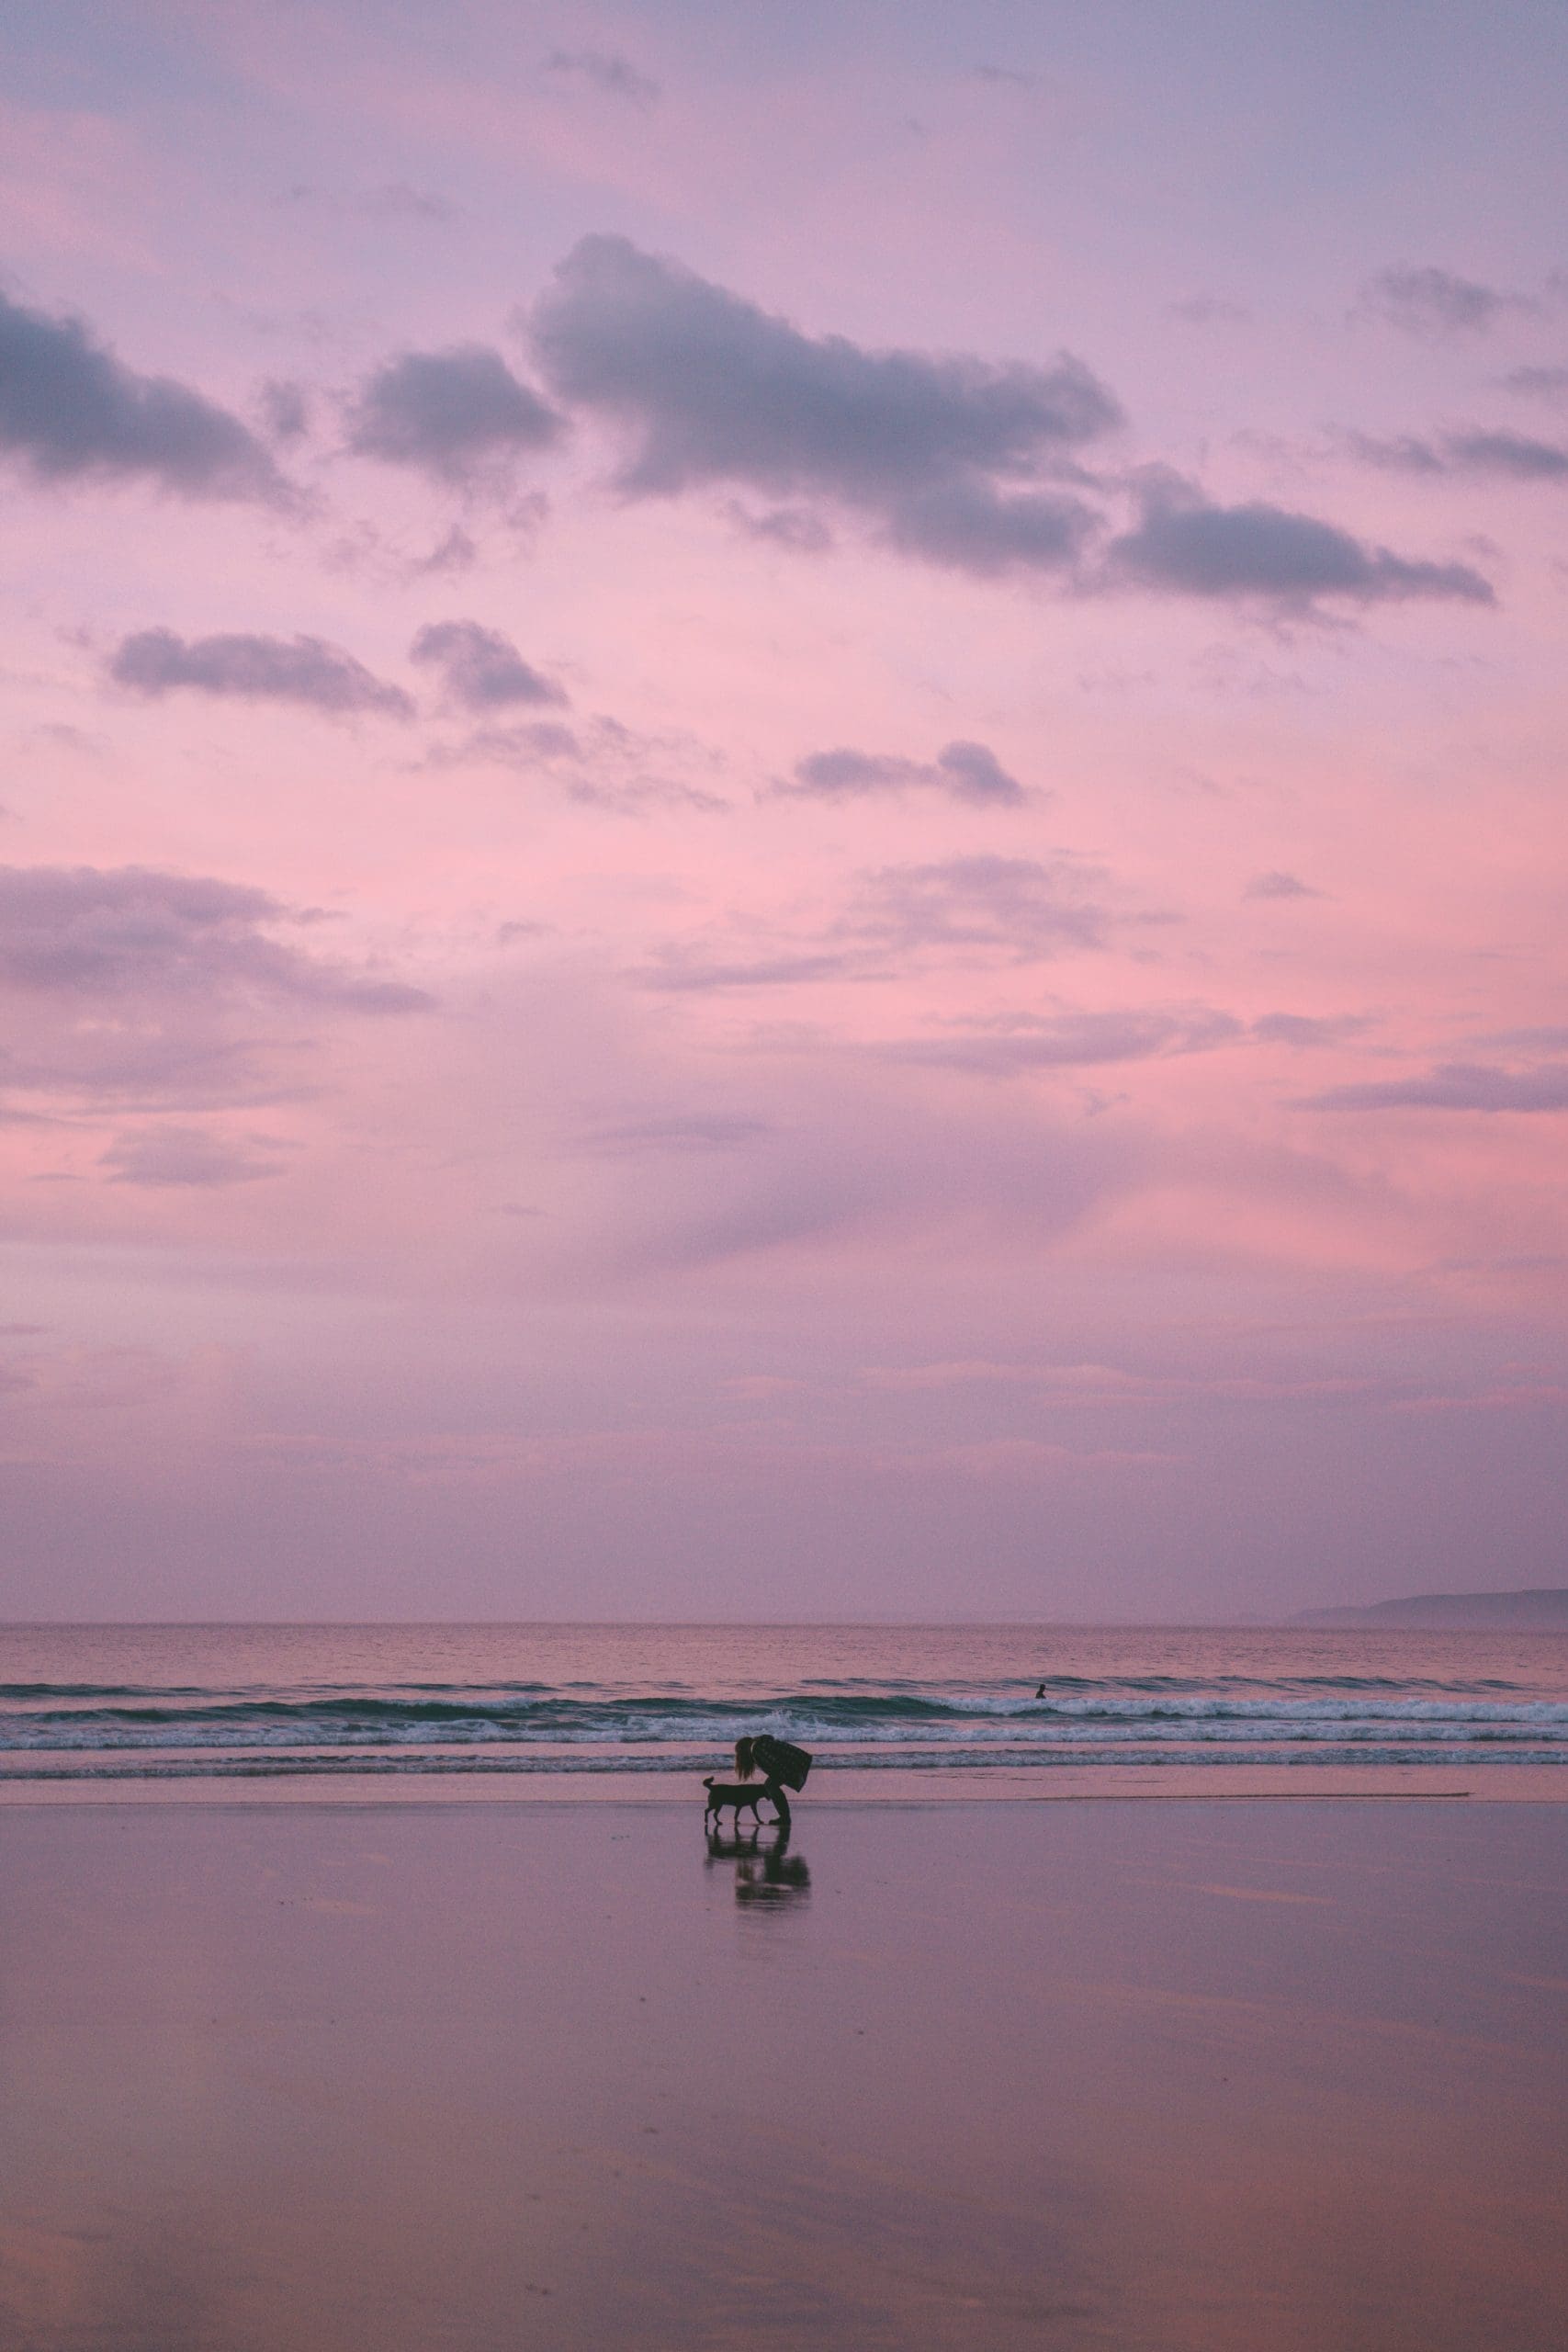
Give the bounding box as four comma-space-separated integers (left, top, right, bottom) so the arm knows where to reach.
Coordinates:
734, 1735, 791, 1832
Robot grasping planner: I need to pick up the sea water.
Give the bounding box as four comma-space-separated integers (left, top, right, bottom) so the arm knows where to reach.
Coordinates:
2, 1622, 1566, 1783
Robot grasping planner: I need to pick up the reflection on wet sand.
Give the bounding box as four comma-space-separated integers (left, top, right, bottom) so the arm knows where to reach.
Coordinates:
2, 1800, 1564, 2351
705, 1825, 811, 1907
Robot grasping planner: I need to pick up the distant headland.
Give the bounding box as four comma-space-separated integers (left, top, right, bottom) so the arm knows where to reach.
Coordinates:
1294, 1589, 1568, 1630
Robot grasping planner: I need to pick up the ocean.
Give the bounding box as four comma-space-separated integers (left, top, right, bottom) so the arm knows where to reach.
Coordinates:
3, 1621, 1566, 1785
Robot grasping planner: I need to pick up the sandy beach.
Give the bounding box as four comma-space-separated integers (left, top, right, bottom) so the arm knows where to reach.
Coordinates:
3, 1795, 1563, 2352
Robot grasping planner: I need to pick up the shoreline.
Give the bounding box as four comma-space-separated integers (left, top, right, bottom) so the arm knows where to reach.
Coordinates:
3, 1762, 1563, 1804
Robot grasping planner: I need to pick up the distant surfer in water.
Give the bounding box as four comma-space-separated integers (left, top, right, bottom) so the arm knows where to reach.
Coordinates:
1035, 1683, 1047, 1698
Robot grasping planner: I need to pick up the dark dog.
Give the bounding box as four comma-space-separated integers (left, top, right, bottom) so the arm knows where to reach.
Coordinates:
703, 1776, 768, 1829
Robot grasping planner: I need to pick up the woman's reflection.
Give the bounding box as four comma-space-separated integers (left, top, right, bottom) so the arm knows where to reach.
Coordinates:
705, 1825, 811, 1909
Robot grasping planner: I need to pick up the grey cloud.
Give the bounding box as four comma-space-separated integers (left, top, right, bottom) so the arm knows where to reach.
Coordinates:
878, 1005, 1241, 1075
0, 865, 429, 1012
100, 1125, 288, 1187
1253, 1012, 1372, 1048
0, 866, 429, 1115
442, 719, 581, 763
347, 345, 563, 482
1503, 366, 1568, 402
1246, 871, 1322, 900
730, 503, 835, 552
1305, 1061, 1568, 1113
784, 738, 1025, 807
1436, 428, 1568, 479
1341, 433, 1449, 477
0, 288, 286, 503
1349, 427, 1568, 481
1477, 1025, 1568, 1052
849, 854, 1108, 958
409, 619, 567, 710
544, 49, 660, 107
1360, 266, 1532, 339
1108, 474, 1493, 607
528, 235, 1120, 571
109, 628, 414, 718
260, 379, 310, 442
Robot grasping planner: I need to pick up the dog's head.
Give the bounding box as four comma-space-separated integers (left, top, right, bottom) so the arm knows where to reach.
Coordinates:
703, 1777, 716, 1789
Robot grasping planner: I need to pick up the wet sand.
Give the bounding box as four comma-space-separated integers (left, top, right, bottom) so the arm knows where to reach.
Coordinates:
2, 1799, 1564, 2350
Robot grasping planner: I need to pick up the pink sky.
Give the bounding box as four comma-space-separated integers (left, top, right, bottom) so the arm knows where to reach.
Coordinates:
2, 0, 1565, 1619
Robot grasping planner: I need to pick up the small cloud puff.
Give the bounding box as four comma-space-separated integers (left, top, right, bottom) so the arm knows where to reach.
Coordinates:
1245, 871, 1322, 900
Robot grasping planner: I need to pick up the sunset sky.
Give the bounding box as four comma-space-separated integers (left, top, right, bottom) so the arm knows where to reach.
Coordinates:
3, 0, 1565, 1620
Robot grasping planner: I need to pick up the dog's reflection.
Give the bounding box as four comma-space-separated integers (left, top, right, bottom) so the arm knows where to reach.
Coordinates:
705, 1825, 810, 1909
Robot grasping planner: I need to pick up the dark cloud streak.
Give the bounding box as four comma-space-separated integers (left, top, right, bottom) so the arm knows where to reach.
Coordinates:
109, 629, 414, 718
1108, 474, 1492, 607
